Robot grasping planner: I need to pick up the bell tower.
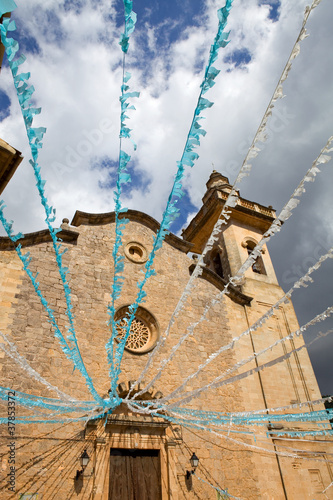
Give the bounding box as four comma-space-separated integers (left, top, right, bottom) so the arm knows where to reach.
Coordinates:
182, 171, 328, 499
182, 170, 279, 292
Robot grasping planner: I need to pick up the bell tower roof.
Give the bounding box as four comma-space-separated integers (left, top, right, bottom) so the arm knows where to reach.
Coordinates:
182, 170, 276, 254
206, 170, 231, 190
202, 170, 235, 205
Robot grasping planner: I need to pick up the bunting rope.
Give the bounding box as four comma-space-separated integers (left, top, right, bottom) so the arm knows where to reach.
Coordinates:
111, 0, 234, 396
0, 206, 106, 407
0, 331, 75, 402
0, 385, 99, 413
167, 407, 333, 427
163, 321, 333, 410
222, 395, 333, 417
322, 480, 333, 495
0, 16, 104, 405
125, 325, 333, 415
0, 0, 16, 17
0, 0, 331, 475
164, 413, 332, 439
105, 0, 140, 394
129, 135, 333, 401
146, 247, 333, 404
124, 391, 333, 421
126, 0, 324, 401
124, 396, 333, 442
0, 0, 236, 423
161, 413, 333, 461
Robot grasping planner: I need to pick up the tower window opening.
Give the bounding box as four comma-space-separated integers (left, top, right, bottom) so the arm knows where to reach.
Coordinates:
213, 252, 224, 279
208, 248, 224, 279
246, 241, 266, 275
129, 246, 143, 258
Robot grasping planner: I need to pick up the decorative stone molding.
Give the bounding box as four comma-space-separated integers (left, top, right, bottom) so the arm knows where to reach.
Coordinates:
106, 415, 168, 429
124, 241, 148, 264
114, 305, 160, 354
170, 426, 183, 443
188, 263, 252, 306
182, 184, 276, 253
0, 227, 79, 250
115, 379, 164, 401
241, 237, 266, 253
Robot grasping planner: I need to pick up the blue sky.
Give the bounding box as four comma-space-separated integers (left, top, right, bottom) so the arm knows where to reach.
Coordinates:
0, 0, 333, 396
259, 0, 281, 21
224, 47, 252, 68
0, 89, 10, 120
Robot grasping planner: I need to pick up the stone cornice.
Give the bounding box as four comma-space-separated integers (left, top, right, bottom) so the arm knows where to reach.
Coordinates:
189, 263, 253, 306
183, 190, 276, 247
105, 415, 169, 429
0, 228, 78, 250
182, 190, 224, 243
71, 209, 193, 254
0, 138, 23, 195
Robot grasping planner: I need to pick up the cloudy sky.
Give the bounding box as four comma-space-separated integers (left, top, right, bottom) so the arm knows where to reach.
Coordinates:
0, 0, 332, 393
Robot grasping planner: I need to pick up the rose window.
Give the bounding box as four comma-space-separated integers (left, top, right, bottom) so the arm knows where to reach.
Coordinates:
116, 317, 151, 351
114, 306, 159, 355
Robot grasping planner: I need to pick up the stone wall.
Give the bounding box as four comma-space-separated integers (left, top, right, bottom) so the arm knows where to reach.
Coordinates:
0, 213, 332, 499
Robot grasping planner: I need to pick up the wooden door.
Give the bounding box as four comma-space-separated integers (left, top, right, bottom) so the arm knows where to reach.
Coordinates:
109, 448, 162, 500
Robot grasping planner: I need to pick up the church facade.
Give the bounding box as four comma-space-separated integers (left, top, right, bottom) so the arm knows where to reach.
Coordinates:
0, 171, 332, 499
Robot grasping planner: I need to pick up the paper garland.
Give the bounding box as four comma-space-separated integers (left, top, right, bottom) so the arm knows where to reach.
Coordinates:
119, 0, 137, 54
164, 322, 333, 410
159, 248, 333, 403
106, 0, 139, 394
0, 331, 75, 402
132, 136, 333, 402
128, 0, 325, 402
123, 0, 233, 400
0, 0, 16, 17
105, 0, 234, 399
168, 407, 333, 427
0, 17, 105, 405
0, 1, 332, 476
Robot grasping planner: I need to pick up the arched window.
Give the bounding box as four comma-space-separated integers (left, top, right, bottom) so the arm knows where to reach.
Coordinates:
244, 240, 266, 275
210, 248, 224, 279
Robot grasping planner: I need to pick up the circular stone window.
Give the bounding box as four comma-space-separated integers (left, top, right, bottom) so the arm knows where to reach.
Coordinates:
114, 306, 159, 354
124, 241, 148, 264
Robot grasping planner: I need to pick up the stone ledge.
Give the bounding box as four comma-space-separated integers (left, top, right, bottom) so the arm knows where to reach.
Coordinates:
0, 228, 79, 250
183, 190, 276, 249
105, 415, 168, 428
0, 138, 23, 195
189, 263, 253, 306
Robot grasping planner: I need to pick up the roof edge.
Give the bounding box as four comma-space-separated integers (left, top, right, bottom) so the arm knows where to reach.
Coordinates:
71, 209, 193, 254
189, 263, 253, 306
0, 228, 78, 250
